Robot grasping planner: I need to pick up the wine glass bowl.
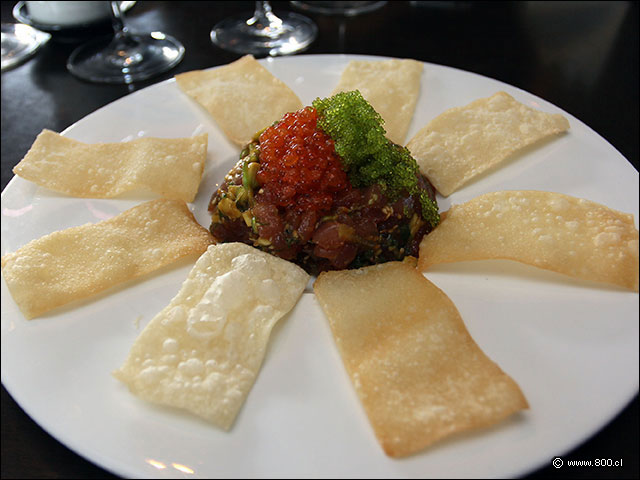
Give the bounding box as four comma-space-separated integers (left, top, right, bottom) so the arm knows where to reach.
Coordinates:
66, 2, 184, 84
211, 1, 317, 56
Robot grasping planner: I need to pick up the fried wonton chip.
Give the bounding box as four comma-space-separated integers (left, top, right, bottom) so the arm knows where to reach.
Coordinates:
1, 199, 213, 319
13, 130, 208, 202
406, 91, 570, 196
314, 260, 528, 458
418, 191, 639, 291
114, 243, 309, 430
331, 58, 423, 145
175, 55, 302, 146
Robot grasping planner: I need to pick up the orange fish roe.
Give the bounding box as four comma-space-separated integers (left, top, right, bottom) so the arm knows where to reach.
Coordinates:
256, 107, 351, 214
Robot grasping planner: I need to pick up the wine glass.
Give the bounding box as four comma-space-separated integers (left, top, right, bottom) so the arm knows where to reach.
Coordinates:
290, 1, 387, 16
67, 1, 184, 84
210, 1, 317, 56
1, 23, 51, 71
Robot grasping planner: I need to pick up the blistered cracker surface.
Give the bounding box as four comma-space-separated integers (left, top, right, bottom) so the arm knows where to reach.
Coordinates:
114, 243, 309, 430
418, 191, 639, 291
1, 199, 213, 319
13, 130, 208, 202
406, 92, 570, 196
314, 261, 528, 457
175, 55, 302, 146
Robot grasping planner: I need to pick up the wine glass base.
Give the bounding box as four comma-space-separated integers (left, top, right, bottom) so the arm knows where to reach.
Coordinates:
67, 32, 185, 84
290, 1, 387, 16
211, 12, 317, 56
1, 23, 51, 71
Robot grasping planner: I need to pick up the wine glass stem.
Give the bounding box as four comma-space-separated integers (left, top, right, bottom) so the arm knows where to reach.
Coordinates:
105, 0, 144, 64
248, 1, 283, 31
110, 1, 129, 39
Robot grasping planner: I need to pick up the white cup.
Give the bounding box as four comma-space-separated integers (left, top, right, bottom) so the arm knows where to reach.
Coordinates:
25, 1, 112, 27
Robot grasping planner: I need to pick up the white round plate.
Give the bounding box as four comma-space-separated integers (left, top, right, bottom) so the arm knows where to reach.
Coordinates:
1, 54, 638, 479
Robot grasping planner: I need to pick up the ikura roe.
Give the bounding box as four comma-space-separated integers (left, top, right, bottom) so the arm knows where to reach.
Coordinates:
256, 107, 351, 214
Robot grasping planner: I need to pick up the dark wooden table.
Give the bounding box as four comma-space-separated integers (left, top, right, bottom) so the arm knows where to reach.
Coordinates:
1, 1, 638, 478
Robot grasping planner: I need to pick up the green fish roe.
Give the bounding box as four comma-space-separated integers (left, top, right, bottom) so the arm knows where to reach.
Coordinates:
312, 90, 439, 228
